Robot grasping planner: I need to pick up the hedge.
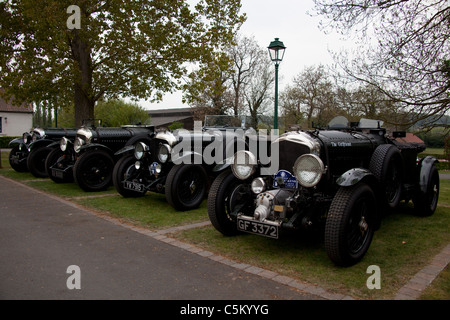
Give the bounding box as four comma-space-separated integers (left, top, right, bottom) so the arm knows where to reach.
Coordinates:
0, 136, 20, 148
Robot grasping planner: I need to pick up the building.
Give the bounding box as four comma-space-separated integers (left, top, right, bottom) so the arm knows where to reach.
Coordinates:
148, 107, 194, 130
0, 90, 34, 136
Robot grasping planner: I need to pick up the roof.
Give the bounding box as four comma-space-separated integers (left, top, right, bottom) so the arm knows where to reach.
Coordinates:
395, 132, 424, 144
0, 89, 33, 113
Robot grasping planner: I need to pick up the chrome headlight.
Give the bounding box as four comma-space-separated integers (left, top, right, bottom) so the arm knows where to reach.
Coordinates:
158, 144, 171, 163
231, 150, 257, 180
134, 142, 149, 160
32, 128, 45, 141
60, 137, 69, 152
293, 154, 324, 187
74, 137, 84, 153
76, 127, 93, 144
251, 177, 266, 194
23, 132, 31, 144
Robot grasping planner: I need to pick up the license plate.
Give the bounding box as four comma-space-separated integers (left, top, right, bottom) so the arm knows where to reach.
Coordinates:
52, 169, 64, 179
237, 216, 279, 239
124, 181, 145, 192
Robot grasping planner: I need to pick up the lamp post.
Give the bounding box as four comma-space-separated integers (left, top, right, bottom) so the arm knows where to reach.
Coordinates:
268, 38, 286, 130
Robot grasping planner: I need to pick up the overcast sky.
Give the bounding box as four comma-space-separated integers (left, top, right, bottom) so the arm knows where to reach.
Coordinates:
142, 0, 351, 111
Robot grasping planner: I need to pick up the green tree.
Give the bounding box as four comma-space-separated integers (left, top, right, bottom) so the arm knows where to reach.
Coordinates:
0, 0, 245, 126
94, 99, 150, 127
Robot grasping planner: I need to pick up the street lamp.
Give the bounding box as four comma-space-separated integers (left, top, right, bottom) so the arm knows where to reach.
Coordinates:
268, 38, 286, 130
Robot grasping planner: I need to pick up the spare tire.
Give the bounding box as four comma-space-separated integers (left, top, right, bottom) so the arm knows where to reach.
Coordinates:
369, 144, 403, 209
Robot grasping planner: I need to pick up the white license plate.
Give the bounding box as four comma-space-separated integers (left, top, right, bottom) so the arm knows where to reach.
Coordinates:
124, 181, 145, 192
237, 217, 279, 239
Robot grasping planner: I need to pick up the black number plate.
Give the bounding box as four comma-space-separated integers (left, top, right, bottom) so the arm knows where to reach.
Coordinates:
52, 169, 64, 179
124, 181, 145, 192
237, 217, 279, 239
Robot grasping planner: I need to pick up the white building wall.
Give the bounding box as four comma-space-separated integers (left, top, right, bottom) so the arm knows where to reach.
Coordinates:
0, 112, 33, 136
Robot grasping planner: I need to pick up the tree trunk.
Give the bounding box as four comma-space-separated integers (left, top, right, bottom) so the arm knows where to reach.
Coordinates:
70, 31, 94, 127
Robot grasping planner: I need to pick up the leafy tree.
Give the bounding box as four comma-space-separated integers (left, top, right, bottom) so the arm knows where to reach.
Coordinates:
0, 0, 245, 126
94, 99, 150, 127
312, 0, 449, 128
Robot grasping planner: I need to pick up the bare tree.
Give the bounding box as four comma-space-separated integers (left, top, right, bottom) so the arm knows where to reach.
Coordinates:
312, 0, 450, 128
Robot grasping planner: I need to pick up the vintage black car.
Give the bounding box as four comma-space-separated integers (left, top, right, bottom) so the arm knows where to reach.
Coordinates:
207, 116, 439, 266
8, 127, 77, 177
113, 115, 261, 211
46, 121, 155, 192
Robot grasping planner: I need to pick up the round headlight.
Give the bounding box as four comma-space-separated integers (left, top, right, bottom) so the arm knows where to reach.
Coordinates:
231, 150, 257, 180
74, 137, 84, 153
158, 144, 171, 163
60, 137, 69, 152
134, 142, 149, 160
23, 132, 31, 144
32, 133, 38, 142
251, 177, 266, 194
293, 154, 324, 187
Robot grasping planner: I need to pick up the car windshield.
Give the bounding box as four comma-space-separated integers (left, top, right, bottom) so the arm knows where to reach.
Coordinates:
204, 115, 249, 128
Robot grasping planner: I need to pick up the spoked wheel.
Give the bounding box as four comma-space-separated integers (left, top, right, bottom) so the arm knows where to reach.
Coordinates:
207, 170, 252, 236
73, 149, 115, 192
325, 183, 376, 267
414, 165, 439, 217
113, 154, 147, 197
9, 145, 29, 172
165, 164, 208, 211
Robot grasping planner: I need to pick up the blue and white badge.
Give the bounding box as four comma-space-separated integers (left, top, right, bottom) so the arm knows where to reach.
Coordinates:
273, 170, 298, 188
150, 162, 160, 175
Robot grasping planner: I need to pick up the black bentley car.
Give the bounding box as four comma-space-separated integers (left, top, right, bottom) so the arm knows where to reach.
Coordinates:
113, 115, 263, 211
207, 116, 439, 266
46, 121, 155, 192
8, 127, 77, 177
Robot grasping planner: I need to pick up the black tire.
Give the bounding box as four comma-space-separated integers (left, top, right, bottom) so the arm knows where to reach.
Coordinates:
9, 145, 28, 172
325, 183, 376, 267
413, 165, 439, 217
45, 147, 74, 183
27, 146, 53, 178
113, 154, 146, 197
369, 144, 403, 209
73, 149, 115, 192
165, 164, 208, 211
207, 170, 251, 236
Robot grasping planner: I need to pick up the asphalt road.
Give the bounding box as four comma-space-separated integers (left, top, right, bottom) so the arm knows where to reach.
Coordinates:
0, 175, 318, 301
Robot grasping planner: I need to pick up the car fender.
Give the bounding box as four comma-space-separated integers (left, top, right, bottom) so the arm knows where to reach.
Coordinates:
336, 168, 382, 230
171, 151, 203, 165
46, 141, 61, 149
336, 168, 375, 187
80, 143, 113, 154
418, 156, 439, 194
27, 139, 53, 150
8, 138, 24, 146
114, 145, 135, 156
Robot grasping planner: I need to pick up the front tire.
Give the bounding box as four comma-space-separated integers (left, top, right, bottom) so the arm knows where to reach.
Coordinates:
165, 164, 208, 211
325, 183, 376, 267
73, 149, 115, 192
9, 145, 28, 172
207, 170, 252, 236
27, 146, 53, 178
113, 154, 146, 197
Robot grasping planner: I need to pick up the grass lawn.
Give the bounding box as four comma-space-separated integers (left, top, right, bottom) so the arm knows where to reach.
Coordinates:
1, 149, 448, 300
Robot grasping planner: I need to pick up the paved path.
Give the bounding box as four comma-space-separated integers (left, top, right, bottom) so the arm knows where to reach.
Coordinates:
0, 175, 323, 301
